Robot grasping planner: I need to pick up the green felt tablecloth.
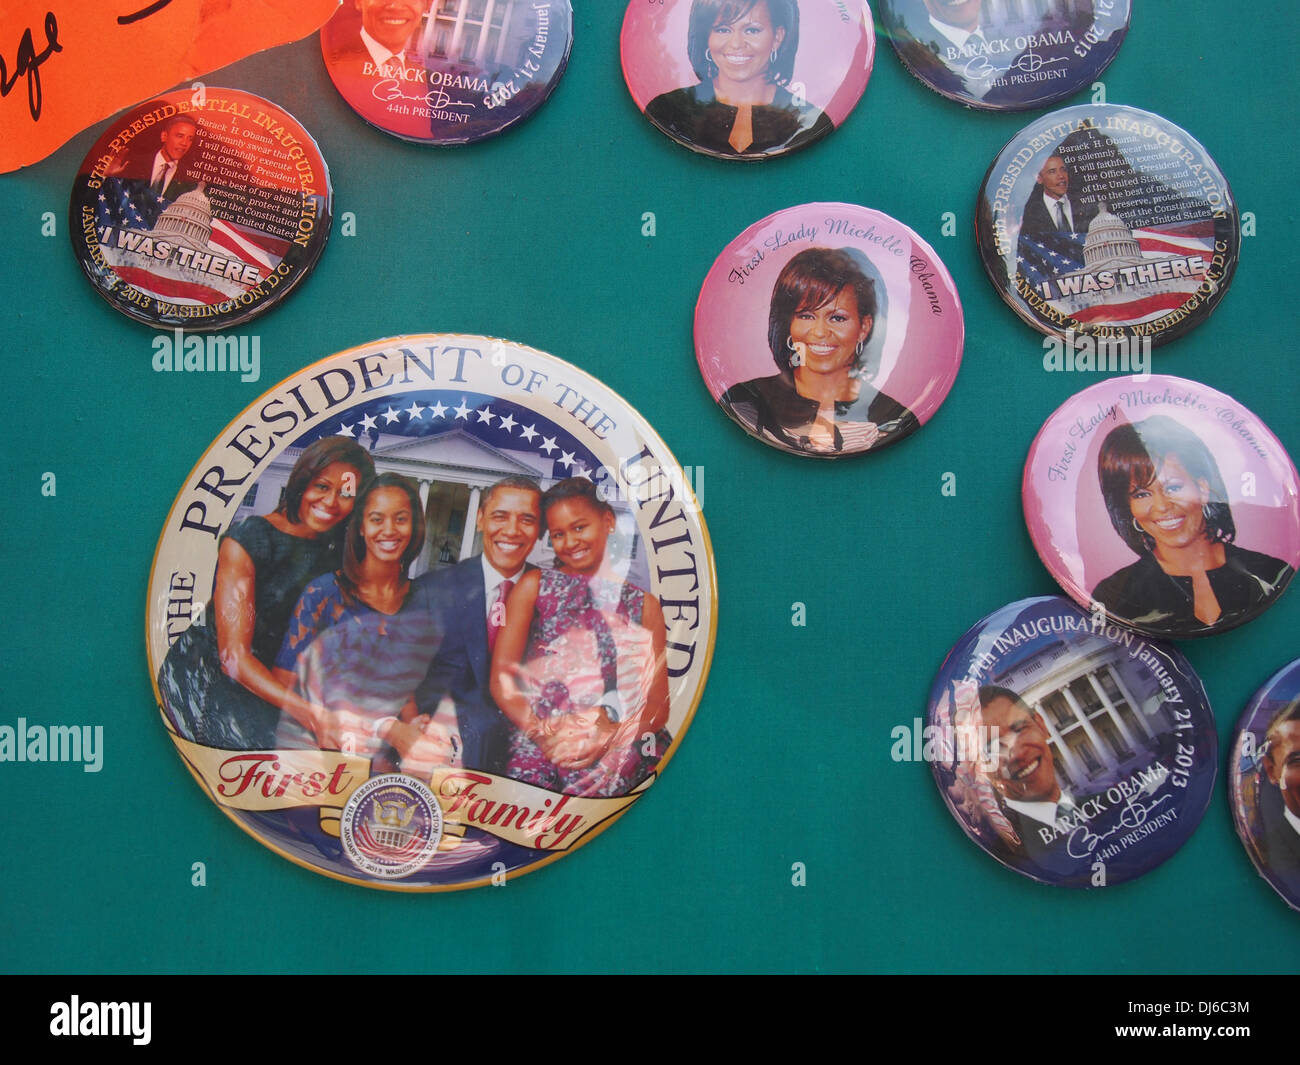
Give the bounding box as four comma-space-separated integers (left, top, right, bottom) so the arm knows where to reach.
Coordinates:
1, 2, 1295, 973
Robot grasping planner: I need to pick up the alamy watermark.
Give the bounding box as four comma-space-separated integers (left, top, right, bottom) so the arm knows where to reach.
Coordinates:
592, 462, 704, 513
1043, 329, 1150, 379
50, 997, 150, 1045
152, 327, 260, 383
0, 718, 103, 772
891, 716, 999, 770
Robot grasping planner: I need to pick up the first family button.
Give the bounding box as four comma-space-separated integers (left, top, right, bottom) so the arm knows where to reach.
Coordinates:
147, 335, 716, 890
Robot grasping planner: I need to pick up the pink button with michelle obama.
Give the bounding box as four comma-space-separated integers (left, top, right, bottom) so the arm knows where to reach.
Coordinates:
621, 0, 874, 161
1022, 375, 1300, 639
694, 202, 963, 458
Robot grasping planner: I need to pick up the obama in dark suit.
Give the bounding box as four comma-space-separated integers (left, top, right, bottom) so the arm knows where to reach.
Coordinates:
1020, 153, 1099, 243
407, 475, 542, 772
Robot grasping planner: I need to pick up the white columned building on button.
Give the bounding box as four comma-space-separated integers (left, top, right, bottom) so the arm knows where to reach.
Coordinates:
987, 633, 1174, 793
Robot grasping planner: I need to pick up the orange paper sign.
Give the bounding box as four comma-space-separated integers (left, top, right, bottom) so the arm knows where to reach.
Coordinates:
0, 0, 339, 173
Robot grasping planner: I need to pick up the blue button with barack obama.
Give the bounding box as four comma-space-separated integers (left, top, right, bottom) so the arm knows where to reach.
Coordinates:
975, 104, 1239, 347
1229, 658, 1300, 913
926, 597, 1215, 888
877, 0, 1130, 111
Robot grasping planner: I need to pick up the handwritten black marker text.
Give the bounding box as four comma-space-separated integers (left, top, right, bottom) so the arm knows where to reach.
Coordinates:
117, 1, 176, 27
1, 12, 61, 123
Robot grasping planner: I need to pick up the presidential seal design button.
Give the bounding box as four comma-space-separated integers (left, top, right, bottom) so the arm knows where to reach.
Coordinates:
877, 0, 1130, 111
1023, 375, 1300, 640
69, 89, 331, 331
976, 104, 1239, 346
1230, 659, 1300, 912
341, 774, 444, 879
928, 596, 1216, 888
147, 335, 715, 890
620, 0, 874, 161
320, 1, 573, 144
695, 202, 962, 457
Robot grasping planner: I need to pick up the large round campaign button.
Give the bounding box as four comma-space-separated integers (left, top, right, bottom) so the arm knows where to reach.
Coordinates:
69, 89, 330, 332
320, 1, 573, 144
695, 202, 962, 457
1230, 659, 1300, 912
928, 596, 1216, 888
976, 104, 1239, 346
877, 0, 1130, 111
1023, 375, 1300, 640
147, 335, 716, 890
620, 0, 874, 161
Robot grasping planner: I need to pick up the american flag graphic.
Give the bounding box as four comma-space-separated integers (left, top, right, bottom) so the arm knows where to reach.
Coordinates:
1016, 226, 1088, 281
95, 176, 167, 231
95, 177, 289, 306
1017, 218, 1215, 327
355, 818, 427, 864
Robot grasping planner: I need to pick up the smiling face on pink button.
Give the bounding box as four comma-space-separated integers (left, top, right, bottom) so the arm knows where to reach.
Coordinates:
1127, 454, 1211, 555
707, 1, 785, 87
